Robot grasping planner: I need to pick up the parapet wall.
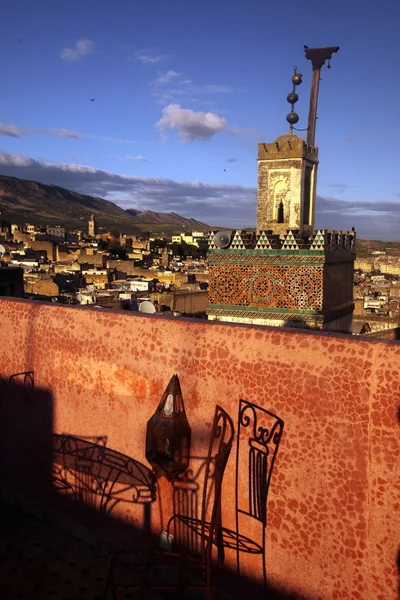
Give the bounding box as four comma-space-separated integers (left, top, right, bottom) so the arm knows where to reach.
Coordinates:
208, 228, 356, 253
0, 298, 398, 599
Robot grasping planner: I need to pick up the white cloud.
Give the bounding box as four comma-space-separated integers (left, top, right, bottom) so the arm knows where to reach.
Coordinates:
0, 124, 25, 137
324, 183, 351, 195
0, 123, 83, 139
61, 39, 94, 62
150, 73, 253, 137
134, 49, 166, 65
150, 70, 236, 105
49, 128, 83, 139
0, 122, 135, 145
128, 155, 151, 162
153, 70, 181, 86
109, 154, 151, 162
95, 136, 136, 145
155, 104, 228, 142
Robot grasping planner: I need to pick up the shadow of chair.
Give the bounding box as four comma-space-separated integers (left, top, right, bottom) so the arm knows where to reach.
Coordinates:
167, 455, 216, 558
221, 399, 284, 589
8, 371, 35, 387
102, 404, 235, 600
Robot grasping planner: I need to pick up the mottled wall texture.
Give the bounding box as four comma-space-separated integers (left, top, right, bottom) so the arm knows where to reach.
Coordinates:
0, 298, 398, 600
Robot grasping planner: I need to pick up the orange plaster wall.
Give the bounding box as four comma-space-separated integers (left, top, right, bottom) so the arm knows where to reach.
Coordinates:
0, 297, 399, 600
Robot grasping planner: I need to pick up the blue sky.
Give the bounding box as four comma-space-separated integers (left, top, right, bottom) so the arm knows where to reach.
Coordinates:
0, 0, 399, 239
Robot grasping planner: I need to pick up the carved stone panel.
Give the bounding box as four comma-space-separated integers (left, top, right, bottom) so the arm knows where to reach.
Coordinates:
257, 161, 304, 233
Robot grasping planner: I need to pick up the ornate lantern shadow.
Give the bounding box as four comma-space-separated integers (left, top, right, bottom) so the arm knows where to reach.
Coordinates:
145, 374, 191, 482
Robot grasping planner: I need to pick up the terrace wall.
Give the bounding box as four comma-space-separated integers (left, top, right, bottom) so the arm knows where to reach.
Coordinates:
0, 297, 398, 599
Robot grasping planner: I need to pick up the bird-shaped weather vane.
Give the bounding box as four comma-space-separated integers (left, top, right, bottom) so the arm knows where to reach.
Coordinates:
286, 46, 339, 146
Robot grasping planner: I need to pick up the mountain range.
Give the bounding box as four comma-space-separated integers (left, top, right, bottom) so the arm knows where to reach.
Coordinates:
0, 175, 209, 234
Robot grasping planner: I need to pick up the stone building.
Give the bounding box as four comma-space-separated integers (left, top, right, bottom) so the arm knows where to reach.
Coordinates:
25, 277, 59, 297
46, 226, 65, 241
256, 133, 318, 237
88, 214, 97, 237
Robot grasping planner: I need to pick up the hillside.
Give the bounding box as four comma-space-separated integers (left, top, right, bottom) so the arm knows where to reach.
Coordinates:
356, 239, 400, 258
125, 208, 207, 228
0, 175, 209, 234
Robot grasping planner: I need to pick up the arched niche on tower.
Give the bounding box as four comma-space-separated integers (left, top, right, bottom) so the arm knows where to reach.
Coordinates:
273, 180, 289, 224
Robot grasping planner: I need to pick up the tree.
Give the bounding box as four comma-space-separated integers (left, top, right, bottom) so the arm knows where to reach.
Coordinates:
108, 239, 127, 260
97, 238, 109, 250
110, 228, 121, 240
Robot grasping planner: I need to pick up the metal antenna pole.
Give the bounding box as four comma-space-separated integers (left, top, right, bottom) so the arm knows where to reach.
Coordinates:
304, 46, 339, 146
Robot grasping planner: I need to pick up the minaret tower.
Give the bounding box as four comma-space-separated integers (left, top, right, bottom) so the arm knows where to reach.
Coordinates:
207, 46, 356, 333
88, 214, 97, 237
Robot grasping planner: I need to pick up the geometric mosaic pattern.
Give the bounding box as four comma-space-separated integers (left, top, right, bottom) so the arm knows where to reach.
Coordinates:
281, 230, 300, 250
230, 231, 245, 250
208, 228, 356, 253
208, 253, 326, 265
208, 231, 216, 250
208, 263, 323, 311
207, 307, 325, 323
310, 230, 326, 250
255, 231, 272, 250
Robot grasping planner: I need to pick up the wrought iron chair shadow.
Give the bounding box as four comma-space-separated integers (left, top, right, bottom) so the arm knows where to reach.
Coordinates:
51, 434, 157, 514
8, 371, 35, 387
102, 404, 235, 600
166, 455, 217, 559
167, 400, 284, 589
221, 399, 284, 588
1, 371, 35, 405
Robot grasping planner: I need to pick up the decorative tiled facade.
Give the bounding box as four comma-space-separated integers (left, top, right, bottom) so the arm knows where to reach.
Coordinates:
207, 228, 356, 331
209, 262, 323, 310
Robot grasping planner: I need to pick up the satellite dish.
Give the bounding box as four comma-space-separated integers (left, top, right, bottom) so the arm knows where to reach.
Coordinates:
213, 230, 231, 249
139, 300, 156, 314
0, 244, 5, 257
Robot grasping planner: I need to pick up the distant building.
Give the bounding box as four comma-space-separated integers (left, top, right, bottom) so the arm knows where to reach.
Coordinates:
160, 247, 170, 268
0, 219, 11, 238
88, 214, 97, 237
81, 267, 111, 289
30, 240, 57, 262
46, 226, 65, 241
25, 277, 59, 297
171, 232, 207, 248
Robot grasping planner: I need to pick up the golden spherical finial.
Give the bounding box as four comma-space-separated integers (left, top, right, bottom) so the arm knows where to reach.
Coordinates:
287, 92, 299, 104
286, 112, 299, 125
292, 73, 303, 85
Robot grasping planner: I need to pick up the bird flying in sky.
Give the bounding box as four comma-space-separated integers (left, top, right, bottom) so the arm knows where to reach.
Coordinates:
89, 98, 95, 102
